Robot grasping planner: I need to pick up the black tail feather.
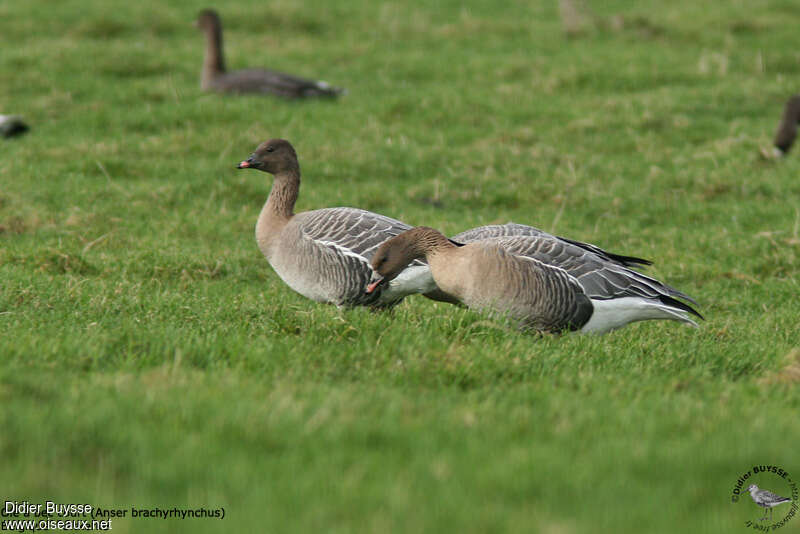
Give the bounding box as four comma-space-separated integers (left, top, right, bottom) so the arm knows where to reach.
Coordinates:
603, 252, 653, 267
658, 295, 703, 320
559, 236, 653, 268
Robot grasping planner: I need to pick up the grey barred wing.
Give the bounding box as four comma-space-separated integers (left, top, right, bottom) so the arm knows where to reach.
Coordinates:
293, 208, 424, 306
486, 235, 700, 317
298, 208, 415, 261
453, 223, 651, 268
453, 223, 551, 241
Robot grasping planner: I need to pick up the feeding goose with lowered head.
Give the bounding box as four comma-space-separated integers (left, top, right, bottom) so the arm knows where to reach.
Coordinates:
195, 9, 343, 98
236, 139, 433, 307
367, 226, 701, 334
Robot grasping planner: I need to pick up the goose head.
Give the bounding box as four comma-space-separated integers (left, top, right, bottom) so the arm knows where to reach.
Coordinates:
367, 227, 448, 293
367, 234, 419, 294
194, 9, 221, 31
237, 139, 299, 174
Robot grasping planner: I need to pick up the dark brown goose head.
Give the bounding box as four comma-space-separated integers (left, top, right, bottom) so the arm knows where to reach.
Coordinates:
367, 227, 455, 293
237, 139, 300, 175
773, 95, 800, 156
195, 9, 221, 32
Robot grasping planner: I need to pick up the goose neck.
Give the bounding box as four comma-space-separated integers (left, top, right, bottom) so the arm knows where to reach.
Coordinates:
264, 169, 300, 220
201, 24, 225, 88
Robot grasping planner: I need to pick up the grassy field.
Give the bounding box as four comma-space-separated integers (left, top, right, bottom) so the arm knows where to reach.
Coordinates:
2, 0, 799, 532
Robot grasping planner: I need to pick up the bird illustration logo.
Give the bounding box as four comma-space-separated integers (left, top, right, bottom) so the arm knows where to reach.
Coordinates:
746, 484, 793, 522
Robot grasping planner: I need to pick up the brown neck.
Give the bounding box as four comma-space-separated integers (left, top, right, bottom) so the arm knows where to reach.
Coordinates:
201, 24, 225, 89
408, 227, 457, 259
264, 168, 301, 221
376, 227, 456, 285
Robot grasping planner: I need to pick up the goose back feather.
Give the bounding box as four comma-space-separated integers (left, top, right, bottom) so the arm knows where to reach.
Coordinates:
208, 69, 342, 98
453, 222, 651, 268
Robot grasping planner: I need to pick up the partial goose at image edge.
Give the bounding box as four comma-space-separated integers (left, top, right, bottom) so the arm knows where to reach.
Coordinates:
761, 94, 800, 159
0, 115, 29, 138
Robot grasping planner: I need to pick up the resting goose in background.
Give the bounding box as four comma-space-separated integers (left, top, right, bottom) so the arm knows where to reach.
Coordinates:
195, 9, 343, 98
367, 227, 701, 334
236, 139, 432, 307
770, 95, 800, 157
0, 115, 28, 138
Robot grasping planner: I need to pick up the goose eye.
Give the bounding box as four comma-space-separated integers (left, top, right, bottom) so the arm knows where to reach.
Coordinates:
266, 146, 275, 153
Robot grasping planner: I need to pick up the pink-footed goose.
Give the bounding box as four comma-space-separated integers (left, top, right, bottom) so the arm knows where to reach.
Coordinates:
195, 9, 343, 98
236, 139, 433, 307
770, 95, 800, 157
367, 227, 701, 334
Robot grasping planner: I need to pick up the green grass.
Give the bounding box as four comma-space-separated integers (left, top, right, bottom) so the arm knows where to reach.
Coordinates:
2, 0, 799, 532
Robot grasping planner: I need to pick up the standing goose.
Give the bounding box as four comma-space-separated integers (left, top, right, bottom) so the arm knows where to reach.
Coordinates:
195, 9, 343, 98
236, 139, 433, 307
367, 227, 701, 334
770, 95, 800, 157
452, 222, 698, 311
